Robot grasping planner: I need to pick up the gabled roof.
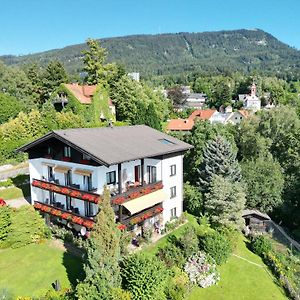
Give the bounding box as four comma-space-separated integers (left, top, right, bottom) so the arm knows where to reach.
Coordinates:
18, 125, 193, 166
167, 119, 194, 131
189, 109, 217, 120
167, 109, 217, 131
64, 83, 97, 104
242, 209, 271, 220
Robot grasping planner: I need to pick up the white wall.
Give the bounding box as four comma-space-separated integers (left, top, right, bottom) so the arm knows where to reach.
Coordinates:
161, 154, 183, 224
29, 154, 182, 224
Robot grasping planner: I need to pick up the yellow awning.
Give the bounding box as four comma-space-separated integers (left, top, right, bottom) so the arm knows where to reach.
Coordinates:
54, 165, 71, 173
74, 168, 93, 176
122, 190, 167, 215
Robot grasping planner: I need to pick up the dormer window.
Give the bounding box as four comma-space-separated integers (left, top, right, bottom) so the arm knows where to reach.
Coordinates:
64, 146, 71, 158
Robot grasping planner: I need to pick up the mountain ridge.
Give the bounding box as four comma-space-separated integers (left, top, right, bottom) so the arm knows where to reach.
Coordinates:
1, 29, 300, 77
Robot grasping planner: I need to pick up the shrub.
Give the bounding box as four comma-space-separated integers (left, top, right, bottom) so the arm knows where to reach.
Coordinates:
0, 178, 13, 187
177, 225, 199, 258
5, 206, 49, 248
217, 225, 240, 251
122, 253, 169, 300
0, 206, 12, 244
165, 267, 191, 300
0, 288, 14, 300
111, 287, 132, 300
158, 242, 186, 268
142, 226, 153, 243
199, 231, 232, 265
250, 235, 273, 258
184, 251, 220, 288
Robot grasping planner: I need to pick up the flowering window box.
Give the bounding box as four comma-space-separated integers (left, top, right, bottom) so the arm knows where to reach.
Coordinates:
80, 159, 90, 165
61, 157, 71, 162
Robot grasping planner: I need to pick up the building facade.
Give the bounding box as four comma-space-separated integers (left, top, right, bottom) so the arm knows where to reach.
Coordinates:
19, 125, 192, 235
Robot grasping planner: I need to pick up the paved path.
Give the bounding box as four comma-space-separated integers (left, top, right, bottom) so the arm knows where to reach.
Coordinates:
6, 197, 30, 208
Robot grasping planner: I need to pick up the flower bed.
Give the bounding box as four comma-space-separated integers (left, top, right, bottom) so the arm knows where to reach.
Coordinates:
184, 251, 220, 288
32, 179, 100, 204
34, 202, 95, 229
112, 181, 163, 205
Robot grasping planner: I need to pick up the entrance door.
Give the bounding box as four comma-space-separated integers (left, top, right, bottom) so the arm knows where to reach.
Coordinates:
134, 165, 141, 183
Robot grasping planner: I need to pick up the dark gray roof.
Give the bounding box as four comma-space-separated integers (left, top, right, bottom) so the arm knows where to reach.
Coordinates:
19, 125, 193, 166
186, 93, 207, 99
242, 209, 271, 220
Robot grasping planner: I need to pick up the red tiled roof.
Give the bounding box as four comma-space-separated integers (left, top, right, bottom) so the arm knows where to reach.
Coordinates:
167, 109, 217, 131
167, 119, 194, 131
189, 109, 217, 120
64, 83, 97, 104
238, 110, 250, 118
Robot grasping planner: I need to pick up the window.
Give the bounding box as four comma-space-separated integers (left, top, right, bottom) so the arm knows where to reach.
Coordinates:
47, 166, 54, 181
106, 171, 116, 185
85, 201, 93, 217
83, 175, 92, 191
170, 207, 177, 219
64, 170, 72, 186
170, 186, 176, 198
82, 153, 91, 160
64, 146, 71, 157
147, 166, 157, 184
159, 139, 175, 145
66, 196, 72, 211
170, 164, 176, 176
47, 146, 52, 155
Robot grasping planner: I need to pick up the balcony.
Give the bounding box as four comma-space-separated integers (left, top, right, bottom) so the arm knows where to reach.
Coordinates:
32, 178, 101, 204
111, 181, 163, 205
120, 203, 163, 227
34, 201, 95, 229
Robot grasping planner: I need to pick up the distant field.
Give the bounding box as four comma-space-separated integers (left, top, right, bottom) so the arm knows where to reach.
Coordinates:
0, 241, 83, 297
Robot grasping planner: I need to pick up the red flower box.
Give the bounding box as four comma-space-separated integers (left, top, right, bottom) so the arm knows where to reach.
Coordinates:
62, 157, 71, 162
80, 159, 90, 165
82, 219, 94, 229
61, 187, 71, 195
70, 190, 82, 198
72, 216, 84, 225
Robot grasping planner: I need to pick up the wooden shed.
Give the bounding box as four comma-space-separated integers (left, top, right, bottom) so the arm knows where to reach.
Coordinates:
242, 209, 271, 232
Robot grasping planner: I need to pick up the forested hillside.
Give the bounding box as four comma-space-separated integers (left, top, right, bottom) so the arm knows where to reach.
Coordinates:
2, 29, 300, 78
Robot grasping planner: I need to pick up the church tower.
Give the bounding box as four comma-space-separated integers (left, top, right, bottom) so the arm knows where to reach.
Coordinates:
250, 83, 257, 97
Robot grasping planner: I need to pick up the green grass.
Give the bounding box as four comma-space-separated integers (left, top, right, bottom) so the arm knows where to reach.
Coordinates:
0, 185, 30, 200
187, 236, 287, 300
0, 241, 83, 297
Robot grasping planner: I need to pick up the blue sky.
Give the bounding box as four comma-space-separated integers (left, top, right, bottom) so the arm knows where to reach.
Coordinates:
0, 0, 299, 55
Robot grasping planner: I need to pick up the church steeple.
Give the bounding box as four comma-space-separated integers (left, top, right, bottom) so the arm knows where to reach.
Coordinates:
250, 83, 257, 97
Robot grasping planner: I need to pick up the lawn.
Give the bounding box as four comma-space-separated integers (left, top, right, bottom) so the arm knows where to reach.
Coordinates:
187, 236, 287, 300
0, 185, 30, 200
0, 241, 83, 297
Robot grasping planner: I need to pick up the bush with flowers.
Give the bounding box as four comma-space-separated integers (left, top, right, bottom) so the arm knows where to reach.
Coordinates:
184, 251, 220, 288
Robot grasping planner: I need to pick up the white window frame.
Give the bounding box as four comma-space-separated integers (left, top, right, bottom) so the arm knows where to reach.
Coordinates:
170, 186, 176, 198
170, 164, 176, 176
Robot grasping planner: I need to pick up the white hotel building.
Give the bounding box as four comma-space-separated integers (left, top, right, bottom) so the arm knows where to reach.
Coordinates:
19, 125, 192, 235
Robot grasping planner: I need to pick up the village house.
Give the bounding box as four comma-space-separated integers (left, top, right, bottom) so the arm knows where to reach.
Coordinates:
167, 108, 249, 131
18, 125, 192, 236
52, 83, 116, 121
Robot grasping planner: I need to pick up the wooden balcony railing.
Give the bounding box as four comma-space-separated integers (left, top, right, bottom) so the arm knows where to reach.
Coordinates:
32, 179, 101, 204
34, 201, 95, 229
121, 203, 163, 226
111, 181, 163, 205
